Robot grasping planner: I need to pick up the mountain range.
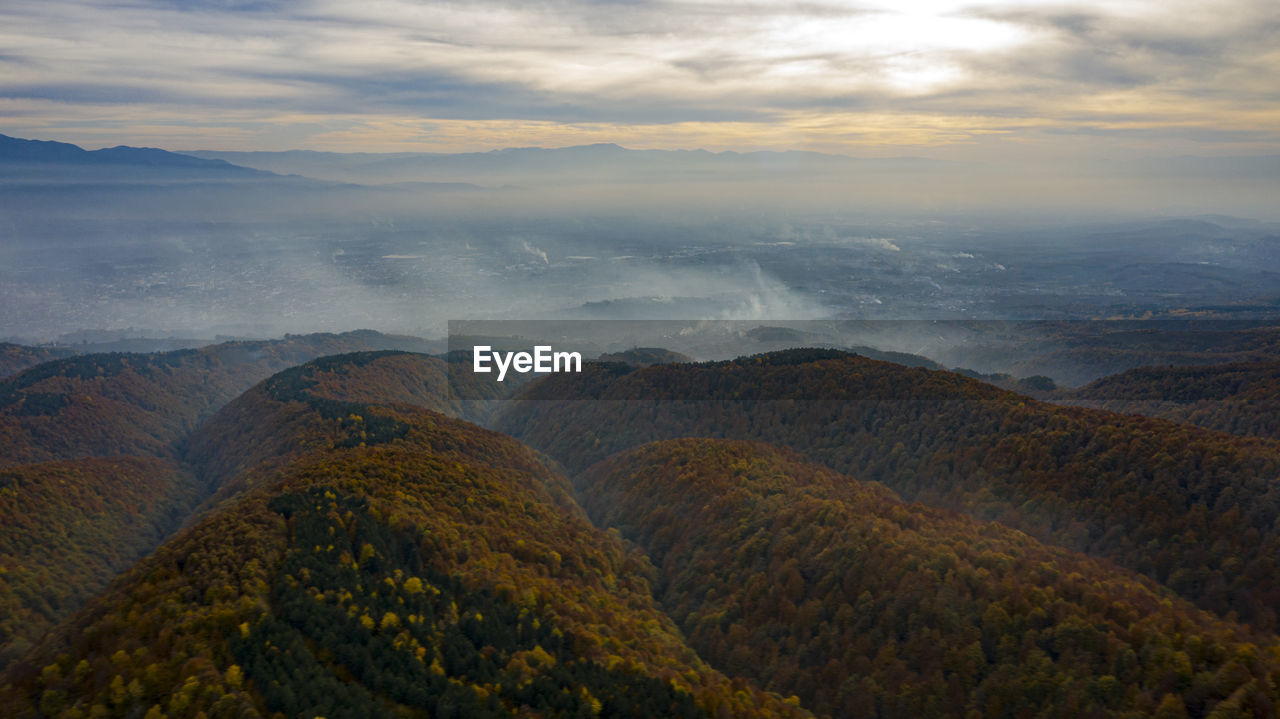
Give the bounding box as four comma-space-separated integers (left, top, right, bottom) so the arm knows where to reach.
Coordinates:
2, 132, 927, 189
0, 134, 257, 172
180, 144, 940, 186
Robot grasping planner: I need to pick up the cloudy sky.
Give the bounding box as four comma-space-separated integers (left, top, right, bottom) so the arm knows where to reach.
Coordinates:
1, 0, 1277, 157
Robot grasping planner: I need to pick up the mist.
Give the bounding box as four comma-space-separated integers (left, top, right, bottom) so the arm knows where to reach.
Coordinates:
3, 137, 1280, 346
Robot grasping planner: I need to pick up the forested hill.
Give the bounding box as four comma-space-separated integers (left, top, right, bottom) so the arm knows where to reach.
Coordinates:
0, 331, 441, 467
507, 348, 1012, 402
8, 342, 1280, 717
494, 349, 1280, 631
1055, 359, 1280, 441
0, 339, 467, 671
184, 350, 509, 500
1, 380, 807, 718
580, 438, 1280, 718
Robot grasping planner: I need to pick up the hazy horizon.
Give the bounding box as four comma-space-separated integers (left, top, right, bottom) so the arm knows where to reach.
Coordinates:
3, 1, 1279, 343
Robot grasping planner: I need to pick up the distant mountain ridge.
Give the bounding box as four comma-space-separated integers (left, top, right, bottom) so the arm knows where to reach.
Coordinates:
0, 133, 266, 174
181, 143, 940, 185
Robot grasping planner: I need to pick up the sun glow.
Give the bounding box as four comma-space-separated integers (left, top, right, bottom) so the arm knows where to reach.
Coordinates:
1, 0, 1276, 154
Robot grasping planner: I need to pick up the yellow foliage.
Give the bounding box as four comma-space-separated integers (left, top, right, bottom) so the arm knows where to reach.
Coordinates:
225, 664, 243, 690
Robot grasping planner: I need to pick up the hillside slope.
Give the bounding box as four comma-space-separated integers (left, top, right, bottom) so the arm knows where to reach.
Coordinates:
0, 457, 201, 667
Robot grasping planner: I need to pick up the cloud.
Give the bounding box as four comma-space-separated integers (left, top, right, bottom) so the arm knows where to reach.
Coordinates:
0, 0, 1277, 155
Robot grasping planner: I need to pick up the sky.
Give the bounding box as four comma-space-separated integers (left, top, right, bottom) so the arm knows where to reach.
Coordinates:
1, 0, 1278, 158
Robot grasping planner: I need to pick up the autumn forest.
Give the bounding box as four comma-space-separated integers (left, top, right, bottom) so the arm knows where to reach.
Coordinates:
2, 334, 1280, 718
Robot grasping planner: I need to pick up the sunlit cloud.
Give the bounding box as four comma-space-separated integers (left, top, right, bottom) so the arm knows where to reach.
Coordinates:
0, 0, 1277, 155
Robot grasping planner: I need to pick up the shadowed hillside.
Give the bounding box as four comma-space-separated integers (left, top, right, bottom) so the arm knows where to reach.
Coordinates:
0, 457, 201, 667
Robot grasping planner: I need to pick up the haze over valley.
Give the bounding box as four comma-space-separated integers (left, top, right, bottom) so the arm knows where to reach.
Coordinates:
4, 133, 1279, 368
